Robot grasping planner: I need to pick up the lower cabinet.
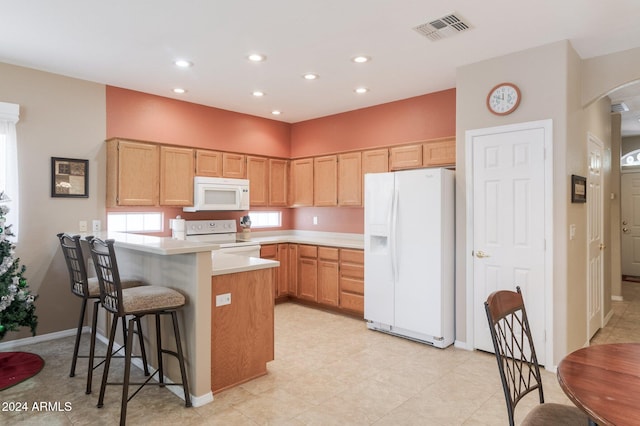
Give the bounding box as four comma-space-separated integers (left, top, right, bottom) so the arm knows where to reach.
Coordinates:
262, 242, 364, 316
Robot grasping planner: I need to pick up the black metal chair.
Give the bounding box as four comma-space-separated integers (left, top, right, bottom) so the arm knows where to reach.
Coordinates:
87, 237, 191, 426
57, 233, 149, 394
485, 287, 589, 426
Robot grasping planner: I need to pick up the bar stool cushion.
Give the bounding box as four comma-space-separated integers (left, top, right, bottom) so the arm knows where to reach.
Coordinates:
120, 286, 186, 315
86, 277, 146, 298
522, 403, 588, 426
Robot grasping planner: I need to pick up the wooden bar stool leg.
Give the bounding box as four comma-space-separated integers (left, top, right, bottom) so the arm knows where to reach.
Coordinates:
120, 316, 136, 426
97, 314, 119, 408
171, 311, 191, 407
86, 300, 100, 394
135, 318, 150, 376
155, 314, 164, 387
70, 298, 88, 378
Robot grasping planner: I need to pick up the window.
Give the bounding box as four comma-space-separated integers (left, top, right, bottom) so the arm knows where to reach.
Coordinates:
247, 211, 281, 228
107, 212, 163, 232
0, 102, 20, 238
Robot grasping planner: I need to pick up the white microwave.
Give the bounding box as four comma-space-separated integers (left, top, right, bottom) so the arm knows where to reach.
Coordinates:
183, 176, 250, 212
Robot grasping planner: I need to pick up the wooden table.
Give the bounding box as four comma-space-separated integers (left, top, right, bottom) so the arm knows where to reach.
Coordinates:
557, 343, 640, 426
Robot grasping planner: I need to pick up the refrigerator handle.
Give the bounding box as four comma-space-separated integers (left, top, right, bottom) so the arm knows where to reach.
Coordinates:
390, 187, 399, 282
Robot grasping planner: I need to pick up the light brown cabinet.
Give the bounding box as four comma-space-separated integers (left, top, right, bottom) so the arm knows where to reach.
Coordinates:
389, 144, 423, 170
314, 155, 338, 206
268, 158, 288, 207
159, 146, 194, 206
261, 243, 290, 299
423, 137, 456, 167
317, 247, 339, 306
338, 152, 362, 206
106, 139, 159, 207
362, 148, 389, 175
298, 245, 318, 302
290, 158, 314, 207
288, 244, 298, 295
195, 149, 223, 177
339, 249, 364, 315
246, 156, 269, 206
222, 152, 246, 178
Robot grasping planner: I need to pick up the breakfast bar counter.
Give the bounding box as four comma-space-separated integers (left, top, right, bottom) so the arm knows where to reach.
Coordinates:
98, 232, 278, 407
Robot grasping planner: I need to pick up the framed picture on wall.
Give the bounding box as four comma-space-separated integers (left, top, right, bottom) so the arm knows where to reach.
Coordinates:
571, 174, 586, 203
51, 157, 89, 198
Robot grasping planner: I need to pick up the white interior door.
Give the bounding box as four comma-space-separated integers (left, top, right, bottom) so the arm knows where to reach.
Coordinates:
470, 123, 547, 364
621, 171, 640, 277
587, 133, 604, 339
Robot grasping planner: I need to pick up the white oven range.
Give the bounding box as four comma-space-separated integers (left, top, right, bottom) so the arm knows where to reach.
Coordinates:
184, 219, 260, 257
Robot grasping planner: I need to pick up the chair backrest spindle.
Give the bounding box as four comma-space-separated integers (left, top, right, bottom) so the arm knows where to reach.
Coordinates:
87, 237, 124, 316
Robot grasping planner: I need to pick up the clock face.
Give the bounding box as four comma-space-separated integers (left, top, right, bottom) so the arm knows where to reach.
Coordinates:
487, 83, 521, 115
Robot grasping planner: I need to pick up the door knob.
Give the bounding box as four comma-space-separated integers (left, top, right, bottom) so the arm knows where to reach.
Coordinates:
600, 243, 606, 250
623, 220, 628, 225
475, 250, 490, 258
623, 227, 630, 233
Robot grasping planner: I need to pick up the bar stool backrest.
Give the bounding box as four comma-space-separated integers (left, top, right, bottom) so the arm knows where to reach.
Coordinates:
87, 237, 124, 316
58, 233, 90, 298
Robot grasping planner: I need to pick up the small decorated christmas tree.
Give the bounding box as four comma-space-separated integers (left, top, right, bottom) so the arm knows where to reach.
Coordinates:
0, 192, 37, 340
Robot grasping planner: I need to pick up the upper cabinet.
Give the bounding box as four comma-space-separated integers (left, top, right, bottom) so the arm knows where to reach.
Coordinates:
222, 152, 246, 178
423, 137, 456, 167
107, 139, 159, 207
246, 156, 269, 206
389, 144, 423, 170
290, 158, 314, 207
159, 146, 194, 206
195, 149, 223, 177
314, 155, 338, 207
338, 152, 362, 206
268, 158, 288, 207
362, 148, 389, 175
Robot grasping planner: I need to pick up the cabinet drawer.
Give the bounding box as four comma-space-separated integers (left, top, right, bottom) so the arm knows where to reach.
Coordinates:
340, 249, 363, 265
340, 277, 363, 295
299, 245, 317, 258
318, 247, 339, 261
340, 264, 364, 281
260, 244, 277, 258
340, 292, 364, 314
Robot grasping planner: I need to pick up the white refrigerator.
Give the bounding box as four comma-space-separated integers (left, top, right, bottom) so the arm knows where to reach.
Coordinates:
364, 167, 454, 348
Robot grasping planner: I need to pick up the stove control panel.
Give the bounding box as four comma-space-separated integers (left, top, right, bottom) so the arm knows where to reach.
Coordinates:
185, 219, 238, 235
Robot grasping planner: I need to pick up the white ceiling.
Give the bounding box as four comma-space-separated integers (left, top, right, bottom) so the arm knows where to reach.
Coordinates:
2, 0, 640, 125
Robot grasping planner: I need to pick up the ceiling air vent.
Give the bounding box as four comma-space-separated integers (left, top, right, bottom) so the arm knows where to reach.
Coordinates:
413, 13, 471, 41
611, 102, 630, 113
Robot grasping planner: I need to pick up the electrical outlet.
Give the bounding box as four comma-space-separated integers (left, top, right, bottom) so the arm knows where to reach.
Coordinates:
79, 221, 88, 232
215, 293, 231, 307
92, 219, 101, 233
313, 216, 318, 225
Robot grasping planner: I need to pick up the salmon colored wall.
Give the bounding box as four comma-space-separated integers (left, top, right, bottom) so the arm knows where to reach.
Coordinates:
289, 88, 456, 233
106, 86, 291, 158
104, 86, 456, 235
289, 88, 456, 158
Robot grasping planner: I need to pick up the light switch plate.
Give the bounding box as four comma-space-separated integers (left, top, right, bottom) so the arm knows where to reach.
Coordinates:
215, 293, 231, 307
79, 221, 88, 232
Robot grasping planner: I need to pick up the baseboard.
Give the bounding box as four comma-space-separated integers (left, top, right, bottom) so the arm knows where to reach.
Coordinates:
603, 308, 615, 326
454, 340, 472, 350
612, 295, 624, 302
95, 332, 212, 407
0, 327, 89, 351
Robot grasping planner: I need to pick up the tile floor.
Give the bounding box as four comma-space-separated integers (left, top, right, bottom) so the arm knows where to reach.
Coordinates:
3, 282, 639, 425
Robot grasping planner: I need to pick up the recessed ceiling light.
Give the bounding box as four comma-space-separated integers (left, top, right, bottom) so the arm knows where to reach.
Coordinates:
303, 73, 318, 80
352, 56, 370, 63
173, 88, 187, 94
252, 91, 265, 97
248, 53, 266, 62
174, 59, 193, 68
272, 110, 282, 115
354, 87, 369, 94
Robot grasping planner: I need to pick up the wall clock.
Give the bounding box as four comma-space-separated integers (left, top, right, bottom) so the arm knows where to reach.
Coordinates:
486, 82, 521, 115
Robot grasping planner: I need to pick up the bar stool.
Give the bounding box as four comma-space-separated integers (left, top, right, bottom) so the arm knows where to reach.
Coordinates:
86, 237, 191, 426
57, 233, 150, 395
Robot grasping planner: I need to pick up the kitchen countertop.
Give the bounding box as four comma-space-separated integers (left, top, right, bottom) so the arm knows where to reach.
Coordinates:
238, 230, 364, 250
212, 252, 279, 276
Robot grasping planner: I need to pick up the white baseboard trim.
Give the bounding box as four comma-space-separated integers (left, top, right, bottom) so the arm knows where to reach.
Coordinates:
454, 340, 472, 351
0, 327, 88, 351
603, 308, 615, 327
612, 295, 624, 302
94, 331, 212, 406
